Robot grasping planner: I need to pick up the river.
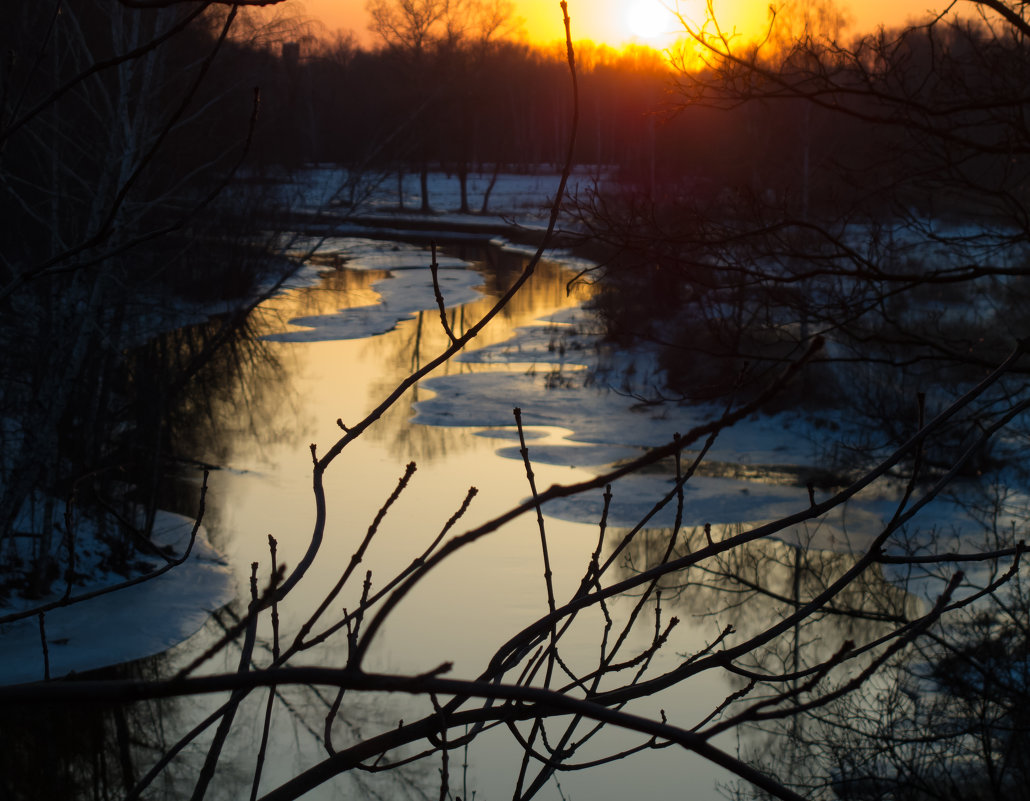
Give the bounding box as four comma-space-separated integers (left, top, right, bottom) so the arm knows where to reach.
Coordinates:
3, 230, 967, 800
160, 235, 767, 800
160, 227, 968, 800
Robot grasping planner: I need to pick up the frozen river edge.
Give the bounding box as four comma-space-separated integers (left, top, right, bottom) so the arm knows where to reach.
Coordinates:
0, 510, 232, 686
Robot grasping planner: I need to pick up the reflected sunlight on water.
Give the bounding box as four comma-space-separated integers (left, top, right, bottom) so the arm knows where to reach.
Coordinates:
168, 242, 770, 800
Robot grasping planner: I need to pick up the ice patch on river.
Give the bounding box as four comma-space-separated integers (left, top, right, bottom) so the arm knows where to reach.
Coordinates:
412, 347, 911, 551
281, 236, 470, 271
266, 238, 484, 342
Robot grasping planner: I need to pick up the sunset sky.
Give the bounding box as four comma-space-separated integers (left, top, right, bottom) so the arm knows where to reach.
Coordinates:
294, 0, 946, 48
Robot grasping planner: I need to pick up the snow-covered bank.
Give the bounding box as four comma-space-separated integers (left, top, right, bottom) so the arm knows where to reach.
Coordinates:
270, 166, 606, 219
0, 510, 232, 686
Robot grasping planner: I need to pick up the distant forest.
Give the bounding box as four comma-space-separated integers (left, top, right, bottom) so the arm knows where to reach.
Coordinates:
208, 5, 1026, 225
238, 31, 675, 182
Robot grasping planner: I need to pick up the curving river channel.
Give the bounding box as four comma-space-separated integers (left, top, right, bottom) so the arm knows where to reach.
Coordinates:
7, 233, 948, 800
182, 235, 760, 800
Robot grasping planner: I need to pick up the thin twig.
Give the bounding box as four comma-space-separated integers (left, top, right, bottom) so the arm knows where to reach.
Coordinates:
38, 612, 50, 682
430, 241, 457, 343
251, 537, 282, 801
289, 462, 416, 654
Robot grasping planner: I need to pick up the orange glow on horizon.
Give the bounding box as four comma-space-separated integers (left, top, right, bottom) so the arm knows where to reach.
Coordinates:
291, 0, 948, 50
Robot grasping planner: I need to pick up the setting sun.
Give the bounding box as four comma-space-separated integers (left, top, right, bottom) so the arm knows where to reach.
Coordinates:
625, 0, 676, 40
293, 0, 948, 52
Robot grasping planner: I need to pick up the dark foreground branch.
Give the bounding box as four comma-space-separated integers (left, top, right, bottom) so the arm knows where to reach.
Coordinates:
0, 668, 807, 801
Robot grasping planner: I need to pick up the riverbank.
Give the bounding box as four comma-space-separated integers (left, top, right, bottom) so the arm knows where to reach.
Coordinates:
0, 509, 231, 685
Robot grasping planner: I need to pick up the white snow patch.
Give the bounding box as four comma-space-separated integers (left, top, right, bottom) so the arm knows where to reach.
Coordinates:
0, 510, 232, 686
274, 166, 608, 217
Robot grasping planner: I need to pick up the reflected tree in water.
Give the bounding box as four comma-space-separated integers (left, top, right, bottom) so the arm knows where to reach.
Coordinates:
0, 658, 193, 801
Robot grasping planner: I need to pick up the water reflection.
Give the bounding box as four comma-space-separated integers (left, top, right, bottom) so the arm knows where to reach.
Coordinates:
196, 604, 437, 801
129, 241, 608, 799
164, 319, 296, 468
616, 523, 917, 666
0, 658, 200, 801
165, 232, 1030, 801
609, 518, 1023, 800
263, 266, 392, 323
111, 238, 790, 801
719, 573, 1030, 801
266, 246, 594, 466
136, 311, 304, 553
